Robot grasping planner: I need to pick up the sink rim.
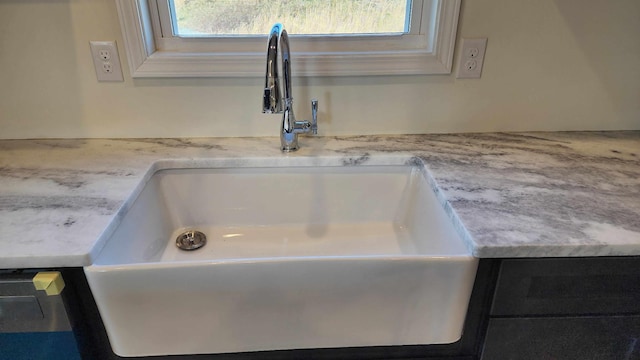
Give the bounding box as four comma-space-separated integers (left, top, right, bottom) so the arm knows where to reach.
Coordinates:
87, 253, 475, 272
88, 154, 475, 268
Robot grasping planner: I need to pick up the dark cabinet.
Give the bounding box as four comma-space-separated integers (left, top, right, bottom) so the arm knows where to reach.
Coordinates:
482, 316, 640, 360
491, 258, 640, 316
482, 258, 640, 360
0, 270, 82, 360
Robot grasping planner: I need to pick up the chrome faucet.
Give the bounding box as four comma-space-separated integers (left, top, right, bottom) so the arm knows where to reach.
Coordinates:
263, 23, 318, 152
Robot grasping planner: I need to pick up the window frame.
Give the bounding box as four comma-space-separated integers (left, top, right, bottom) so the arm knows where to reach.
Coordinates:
115, 0, 461, 77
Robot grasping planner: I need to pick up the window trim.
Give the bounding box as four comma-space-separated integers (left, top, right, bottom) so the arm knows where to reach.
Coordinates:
115, 0, 461, 77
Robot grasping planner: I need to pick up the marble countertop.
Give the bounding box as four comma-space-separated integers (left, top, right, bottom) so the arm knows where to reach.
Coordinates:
1, 132, 639, 268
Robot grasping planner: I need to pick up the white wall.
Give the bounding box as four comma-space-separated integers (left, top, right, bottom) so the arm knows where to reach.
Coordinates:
1, 0, 638, 139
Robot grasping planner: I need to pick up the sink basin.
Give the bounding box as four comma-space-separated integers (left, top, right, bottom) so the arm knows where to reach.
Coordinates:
85, 156, 478, 357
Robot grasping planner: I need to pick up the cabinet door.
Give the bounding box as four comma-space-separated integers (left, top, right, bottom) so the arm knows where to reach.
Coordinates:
481, 316, 640, 360
492, 258, 640, 316
0, 272, 81, 360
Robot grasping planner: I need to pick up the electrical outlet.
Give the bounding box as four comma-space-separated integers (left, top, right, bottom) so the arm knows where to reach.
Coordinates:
90, 41, 123, 82
98, 49, 111, 61
457, 38, 487, 79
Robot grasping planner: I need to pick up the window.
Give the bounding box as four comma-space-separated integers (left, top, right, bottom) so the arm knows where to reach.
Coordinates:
115, 0, 460, 77
168, 0, 411, 36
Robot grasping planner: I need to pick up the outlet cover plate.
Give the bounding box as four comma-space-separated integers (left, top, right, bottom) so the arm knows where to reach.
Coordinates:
90, 41, 124, 82
457, 38, 487, 79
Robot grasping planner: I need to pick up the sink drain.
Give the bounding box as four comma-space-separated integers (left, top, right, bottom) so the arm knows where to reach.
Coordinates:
176, 230, 207, 251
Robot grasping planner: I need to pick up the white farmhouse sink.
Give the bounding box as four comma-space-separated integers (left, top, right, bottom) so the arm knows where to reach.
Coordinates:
84, 156, 478, 357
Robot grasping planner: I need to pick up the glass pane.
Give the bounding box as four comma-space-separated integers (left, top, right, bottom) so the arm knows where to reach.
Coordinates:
170, 0, 411, 36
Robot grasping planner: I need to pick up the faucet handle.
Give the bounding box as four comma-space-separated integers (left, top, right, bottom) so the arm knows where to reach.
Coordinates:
311, 99, 318, 135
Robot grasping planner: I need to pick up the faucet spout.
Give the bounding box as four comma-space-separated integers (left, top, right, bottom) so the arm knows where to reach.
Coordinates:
263, 23, 317, 152
263, 23, 285, 114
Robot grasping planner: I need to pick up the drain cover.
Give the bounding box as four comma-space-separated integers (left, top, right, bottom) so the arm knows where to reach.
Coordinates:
176, 230, 207, 251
